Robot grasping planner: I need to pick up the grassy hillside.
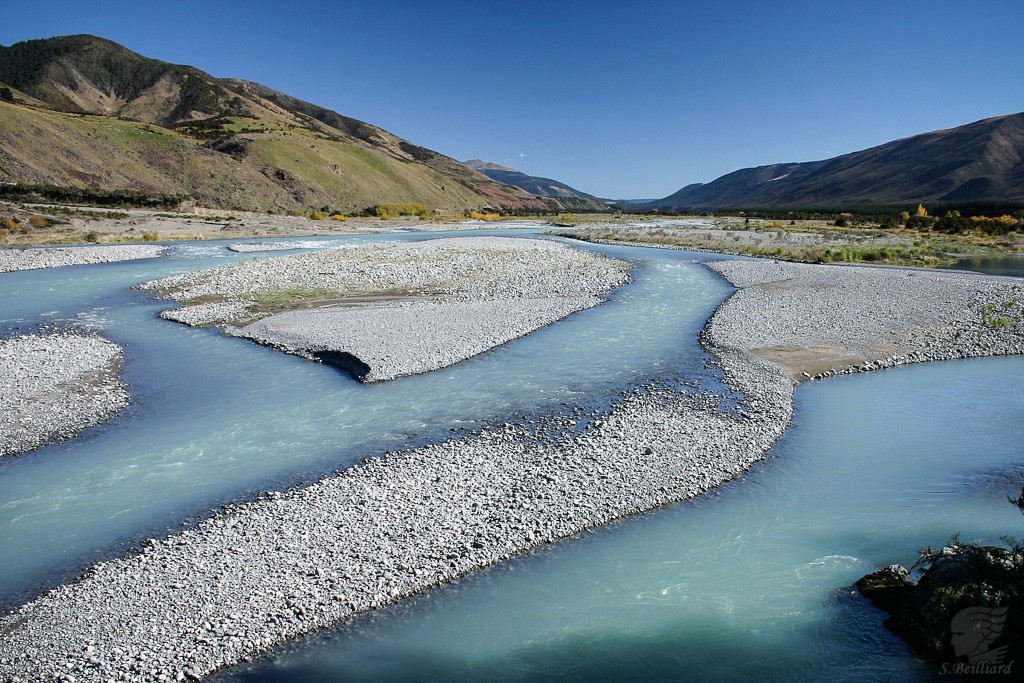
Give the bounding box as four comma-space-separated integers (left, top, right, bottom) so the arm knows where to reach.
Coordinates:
0, 101, 541, 213
0, 34, 559, 213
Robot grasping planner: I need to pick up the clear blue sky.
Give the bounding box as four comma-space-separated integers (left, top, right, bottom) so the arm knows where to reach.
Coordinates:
3, 0, 1022, 199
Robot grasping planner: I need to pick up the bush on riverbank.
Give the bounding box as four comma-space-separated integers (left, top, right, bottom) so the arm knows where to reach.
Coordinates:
857, 488, 1024, 673
365, 203, 430, 219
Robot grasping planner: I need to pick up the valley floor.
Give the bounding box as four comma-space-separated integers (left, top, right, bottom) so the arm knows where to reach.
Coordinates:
2, 251, 1023, 681
3, 203, 1021, 270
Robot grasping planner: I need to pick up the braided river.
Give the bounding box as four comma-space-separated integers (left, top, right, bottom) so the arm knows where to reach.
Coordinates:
1, 228, 1021, 681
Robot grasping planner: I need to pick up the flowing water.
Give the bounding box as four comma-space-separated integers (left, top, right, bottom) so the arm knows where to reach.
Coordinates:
0, 229, 732, 606
2, 230, 1021, 681
220, 354, 1024, 682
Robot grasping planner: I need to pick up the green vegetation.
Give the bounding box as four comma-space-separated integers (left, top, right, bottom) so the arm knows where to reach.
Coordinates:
249, 288, 349, 315
169, 116, 278, 140
644, 203, 1024, 232
468, 210, 501, 222
169, 116, 234, 140
38, 206, 130, 220
0, 183, 187, 209
968, 298, 1022, 331
366, 203, 431, 219
154, 213, 236, 221
553, 227, 958, 267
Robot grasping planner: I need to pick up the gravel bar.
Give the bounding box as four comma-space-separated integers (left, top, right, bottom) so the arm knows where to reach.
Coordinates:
0, 333, 129, 458
236, 297, 606, 382
145, 236, 631, 381
2, 259, 1023, 682
0, 245, 166, 273
705, 260, 1024, 379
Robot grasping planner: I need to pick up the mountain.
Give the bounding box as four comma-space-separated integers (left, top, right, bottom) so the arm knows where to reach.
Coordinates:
642, 113, 1024, 211
0, 35, 564, 213
463, 160, 608, 211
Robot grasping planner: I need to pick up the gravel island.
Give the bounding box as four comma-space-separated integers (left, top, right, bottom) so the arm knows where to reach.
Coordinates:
143, 236, 631, 381
0, 245, 166, 273
2, 258, 1023, 682
0, 333, 129, 458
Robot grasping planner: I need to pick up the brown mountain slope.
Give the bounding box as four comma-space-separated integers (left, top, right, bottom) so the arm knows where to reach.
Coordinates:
464, 160, 609, 211
643, 113, 1024, 210
0, 35, 554, 212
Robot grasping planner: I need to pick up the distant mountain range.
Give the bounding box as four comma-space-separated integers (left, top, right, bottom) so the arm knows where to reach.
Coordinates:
463, 160, 608, 211
641, 112, 1024, 211
2, 35, 1021, 215
0, 35, 597, 213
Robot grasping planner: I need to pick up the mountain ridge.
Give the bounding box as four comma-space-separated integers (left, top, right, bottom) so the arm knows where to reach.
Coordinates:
0, 35, 578, 213
641, 112, 1024, 211
463, 159, 607, 211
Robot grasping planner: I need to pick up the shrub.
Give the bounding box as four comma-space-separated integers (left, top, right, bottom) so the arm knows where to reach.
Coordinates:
368, 204, 430, 219
308, 210, 326, 220
469, 210, 501, 222
1, 217, 19, 231
905, 215, 937, 231
329, 213, 349, 221
27, 214, 48, 228
142, 232, 160, 241
83, 230, 101, 243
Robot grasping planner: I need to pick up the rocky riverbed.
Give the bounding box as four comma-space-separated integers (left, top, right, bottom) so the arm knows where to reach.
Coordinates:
2, 258, 1023, 682
144, 236, 631, 381
0, 245, 166, 273
0, 333, 129, 458
705, 260, 1024, 379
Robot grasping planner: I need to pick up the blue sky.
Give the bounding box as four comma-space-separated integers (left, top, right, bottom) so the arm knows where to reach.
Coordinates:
2, 0, 1022, 199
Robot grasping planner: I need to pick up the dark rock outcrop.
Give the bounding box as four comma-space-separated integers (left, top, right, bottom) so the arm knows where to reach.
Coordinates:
858, 543, 1023, 675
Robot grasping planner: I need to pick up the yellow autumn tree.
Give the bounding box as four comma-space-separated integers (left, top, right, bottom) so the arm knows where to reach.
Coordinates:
916, 204, 928, 217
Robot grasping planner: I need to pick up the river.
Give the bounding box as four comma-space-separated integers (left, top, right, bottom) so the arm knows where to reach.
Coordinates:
1, 229, 1021, 681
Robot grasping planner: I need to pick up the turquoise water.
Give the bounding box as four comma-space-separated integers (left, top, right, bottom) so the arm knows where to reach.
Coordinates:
941, 253, 1024, 278
222, 355, 1024, 682
0, 231, 732, 606
2, 232, 1021, 681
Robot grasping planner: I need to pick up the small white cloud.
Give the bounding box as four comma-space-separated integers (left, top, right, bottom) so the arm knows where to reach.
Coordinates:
517, 152, 527, 158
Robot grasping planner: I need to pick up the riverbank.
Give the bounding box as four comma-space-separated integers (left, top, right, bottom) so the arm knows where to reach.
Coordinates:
4, 201, 1022, 270
2, 258, 1023, 682
142, 236, 630, 382
0, 244, 166, 273
705, 259, 1024, 380
554, 221, 1024, 268
0, 202, 553, 246
0, 333, 129, 458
